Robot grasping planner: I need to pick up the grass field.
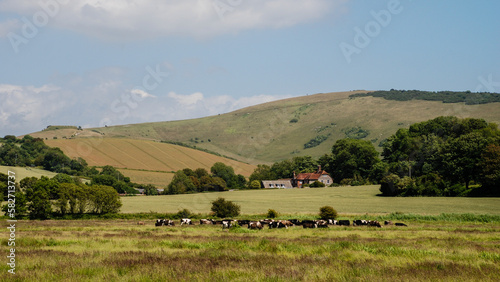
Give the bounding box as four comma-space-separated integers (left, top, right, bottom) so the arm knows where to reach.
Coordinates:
0, 165, 58, 180
121, 186, 500, 215
2, 218, 499, 281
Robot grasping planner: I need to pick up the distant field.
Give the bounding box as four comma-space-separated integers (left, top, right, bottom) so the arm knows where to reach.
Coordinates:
0, 165, 58, 180
121, 186, 500, 215
44, 138, 256, 186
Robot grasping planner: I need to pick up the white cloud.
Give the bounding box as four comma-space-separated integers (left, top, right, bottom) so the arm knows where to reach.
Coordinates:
167, 91, 204, 106
0, 0, 346, 40
131, 89, 155, 99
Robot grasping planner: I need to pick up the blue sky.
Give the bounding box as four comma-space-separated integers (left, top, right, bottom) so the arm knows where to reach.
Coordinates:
1, 0, 499, 136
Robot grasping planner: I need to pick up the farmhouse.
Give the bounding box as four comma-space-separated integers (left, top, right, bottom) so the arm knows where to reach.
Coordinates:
263, 166, 333, 188
292, 166, 333, 188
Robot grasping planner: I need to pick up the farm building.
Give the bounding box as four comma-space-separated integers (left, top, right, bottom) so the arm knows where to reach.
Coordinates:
262, 166, 333, 188
262, 179, 294, 189
292, 166, 333, 188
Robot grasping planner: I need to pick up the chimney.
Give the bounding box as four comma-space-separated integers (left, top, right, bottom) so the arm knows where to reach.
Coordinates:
317, 165, 321, 173
293, 171, 296, 179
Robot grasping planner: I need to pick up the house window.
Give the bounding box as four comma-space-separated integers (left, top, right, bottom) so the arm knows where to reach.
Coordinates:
269, 184, 274, 188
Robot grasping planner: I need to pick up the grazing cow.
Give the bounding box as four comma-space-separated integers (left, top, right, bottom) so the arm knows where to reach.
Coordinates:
395, 222, 407, 227
200, 219, 215, 225
155, 219, 164, 226
164, 219, 175, 226
248, 221, 263, 230
317, 220, 329, 228
384, 220, 393, 226
290, 219, 302, 226
238, 220, 251, 226
269, 220, 291, 229
368, 220, 382, 228
137, 221, 145, 225
222, 219, 237, 229
327, 219, 338, 225
338, 220, 350, 226
354, 220, 368, 226
180, 218, 192, 226
302, 220, 318, 228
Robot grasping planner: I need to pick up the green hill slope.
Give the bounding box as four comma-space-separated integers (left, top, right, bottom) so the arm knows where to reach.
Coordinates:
30, 90, 500, 165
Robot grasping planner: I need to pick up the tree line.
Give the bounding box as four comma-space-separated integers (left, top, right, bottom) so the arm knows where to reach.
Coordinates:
249, 116, 500, 197
1, 173, 121, 220
350, 89, 500, 105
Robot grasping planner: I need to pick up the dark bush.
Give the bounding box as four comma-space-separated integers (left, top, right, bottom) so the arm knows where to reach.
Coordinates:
319, 206, 337, 220
210, 197, 240, 218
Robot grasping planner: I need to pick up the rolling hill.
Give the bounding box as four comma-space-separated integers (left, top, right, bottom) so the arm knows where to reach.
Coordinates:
29, 90, 500, 182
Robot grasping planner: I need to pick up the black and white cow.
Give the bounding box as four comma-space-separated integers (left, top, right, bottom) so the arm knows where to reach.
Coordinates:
180, 218, 192, 225
200, 219, 215, 225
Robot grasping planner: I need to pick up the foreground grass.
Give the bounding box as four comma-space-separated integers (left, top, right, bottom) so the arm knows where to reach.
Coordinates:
1, 219, 499, 281
121, 186, 500, 215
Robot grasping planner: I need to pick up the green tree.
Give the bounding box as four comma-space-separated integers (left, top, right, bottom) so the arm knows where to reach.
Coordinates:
89, 185, 122, 214
210, 197, 240, 218
479, 144, 500, 195
329, 139, 380, 183
266, 209, 278, 218
249, 180, 261, 189
167, 170, 196, 194
249, 164, 277, 182
319, 206, 337, 219
211, 162, 244, 189
28, 189, 52, 219
441, 132, 489, 189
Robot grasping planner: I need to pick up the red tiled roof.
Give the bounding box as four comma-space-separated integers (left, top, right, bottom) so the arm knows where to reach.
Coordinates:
296, 170, 329, 180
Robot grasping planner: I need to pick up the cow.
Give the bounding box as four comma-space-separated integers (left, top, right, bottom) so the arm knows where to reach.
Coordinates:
270, 220, 292, 229
200, 219, 215, 225
259, 219, 274, 226
384, 220, 393, 226
222, 219, 237, 229
354, 220, 368, 226
327, 219, 338, 225
302, 220, 318, 228
338, 220, 350, 226
317, 220, 329, 228
164, 219, 175, 226
137, 221, 145, 225
155, 219, 164, 226
180, 218, 192, 226
248, 221, 263, 230
290, 219, 302, 226
238, 219, 251, 226
395, 222, 408, 227
368, 220, 382, 228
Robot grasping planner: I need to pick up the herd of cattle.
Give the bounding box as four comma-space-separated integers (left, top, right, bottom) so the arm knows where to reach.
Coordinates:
153, 218, 407, 229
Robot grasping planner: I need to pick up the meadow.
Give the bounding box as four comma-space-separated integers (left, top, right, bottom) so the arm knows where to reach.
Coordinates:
1, 218, 499, 281
0, 165, 57, 180
121, 186, 500, 215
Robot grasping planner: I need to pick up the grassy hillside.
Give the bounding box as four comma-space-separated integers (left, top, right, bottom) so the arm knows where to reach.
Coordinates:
0, 165, 58, 180
43, 138, 256, 187
120, 186, 500, 215
30, 91, 500, 166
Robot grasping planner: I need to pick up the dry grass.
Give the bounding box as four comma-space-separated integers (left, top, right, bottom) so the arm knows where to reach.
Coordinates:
1, 219, 499, 281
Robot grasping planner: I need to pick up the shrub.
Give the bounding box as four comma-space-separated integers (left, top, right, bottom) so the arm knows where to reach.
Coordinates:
174, 208, 193, 219
309, 181, 325, 188
267, 209, 279, 218
319, 206, 337, 220
210, 197, 240, 218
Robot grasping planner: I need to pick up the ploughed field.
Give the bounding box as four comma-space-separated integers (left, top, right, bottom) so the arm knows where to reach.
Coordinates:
2, 218, 499, 281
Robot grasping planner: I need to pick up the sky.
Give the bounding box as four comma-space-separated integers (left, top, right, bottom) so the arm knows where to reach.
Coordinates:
0, 0, 499, 136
